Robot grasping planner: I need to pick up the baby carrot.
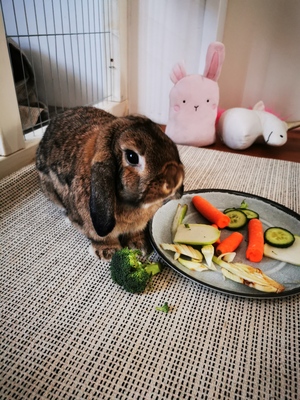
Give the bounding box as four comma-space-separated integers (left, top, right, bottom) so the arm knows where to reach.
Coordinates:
216, 231, 244, 256
246, 218, 264, 263
192, 196, 230, 228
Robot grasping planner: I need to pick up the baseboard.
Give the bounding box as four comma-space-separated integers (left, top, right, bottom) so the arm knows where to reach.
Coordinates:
0, 130, 44, 180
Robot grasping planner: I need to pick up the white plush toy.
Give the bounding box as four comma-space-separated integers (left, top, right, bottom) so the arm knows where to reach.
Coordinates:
165, 42, 225, 147
218, 101, 290, 150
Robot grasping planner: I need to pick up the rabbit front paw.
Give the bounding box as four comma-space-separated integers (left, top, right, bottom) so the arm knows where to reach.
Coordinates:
120, 231, 152, 256
90, 241, 122, 261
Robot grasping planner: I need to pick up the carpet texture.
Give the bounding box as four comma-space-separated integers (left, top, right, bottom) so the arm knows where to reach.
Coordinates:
1, 146, 299, 399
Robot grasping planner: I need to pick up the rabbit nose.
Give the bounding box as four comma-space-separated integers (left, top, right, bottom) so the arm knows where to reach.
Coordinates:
194, 105, 199, 111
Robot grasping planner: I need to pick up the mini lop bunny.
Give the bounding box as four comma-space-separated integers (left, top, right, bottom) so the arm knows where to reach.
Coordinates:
36, 107, 184, 260
165, 42, 225, 147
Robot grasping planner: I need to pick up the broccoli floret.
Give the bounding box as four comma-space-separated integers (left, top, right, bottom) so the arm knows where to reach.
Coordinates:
155, 302, 170, 313
110, 248, 162, 293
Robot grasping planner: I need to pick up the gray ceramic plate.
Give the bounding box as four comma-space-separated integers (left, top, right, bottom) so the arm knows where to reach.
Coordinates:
149, 189, 300, 298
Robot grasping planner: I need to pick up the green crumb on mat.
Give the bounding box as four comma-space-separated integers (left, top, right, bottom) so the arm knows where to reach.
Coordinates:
155, 302, 170, 313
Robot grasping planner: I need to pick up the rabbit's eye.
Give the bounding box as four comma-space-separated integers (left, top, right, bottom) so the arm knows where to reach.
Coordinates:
206, 99, 210, 102
183, 100, 186, 103
125, 149, 139, 165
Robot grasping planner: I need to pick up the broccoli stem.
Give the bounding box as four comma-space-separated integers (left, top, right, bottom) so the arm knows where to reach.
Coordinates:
144, 262, 162, 276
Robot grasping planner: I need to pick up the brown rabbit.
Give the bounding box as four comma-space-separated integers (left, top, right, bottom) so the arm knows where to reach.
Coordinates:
36, 107, 184, 260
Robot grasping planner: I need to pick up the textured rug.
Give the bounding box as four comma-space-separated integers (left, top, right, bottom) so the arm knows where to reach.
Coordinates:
1, 147, 299, 400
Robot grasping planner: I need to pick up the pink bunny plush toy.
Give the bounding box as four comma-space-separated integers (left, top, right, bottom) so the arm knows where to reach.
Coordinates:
165, 42, 225, 147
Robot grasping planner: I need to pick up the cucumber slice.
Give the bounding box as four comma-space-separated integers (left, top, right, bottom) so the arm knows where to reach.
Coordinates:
223, 207, 236, 214
264, 235, 300, 265
237, 208, 259, 220
171, 203, 188, 240
224, 210, 248, 230
174, 224, 220, 245
264, 227, 295, 248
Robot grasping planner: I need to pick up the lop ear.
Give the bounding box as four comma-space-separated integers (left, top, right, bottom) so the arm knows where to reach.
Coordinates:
89, 160, 116, 237
170, 62, 187, 84
203, 42, 225, 81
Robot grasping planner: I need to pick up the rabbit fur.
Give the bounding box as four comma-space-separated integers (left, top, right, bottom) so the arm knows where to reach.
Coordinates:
36, 107, 184, 260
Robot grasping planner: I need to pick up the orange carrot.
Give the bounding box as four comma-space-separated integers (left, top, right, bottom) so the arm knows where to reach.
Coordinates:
211, 224, 221, 244
216, 231, 244, 256
246, 218, 264, 262
192, 196, 230, 228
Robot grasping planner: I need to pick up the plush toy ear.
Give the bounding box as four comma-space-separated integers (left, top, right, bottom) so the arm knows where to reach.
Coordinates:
170, 62, 187, 84
89, 160, 116, 237
253, 101, 265, 111
203, 42, 225, 81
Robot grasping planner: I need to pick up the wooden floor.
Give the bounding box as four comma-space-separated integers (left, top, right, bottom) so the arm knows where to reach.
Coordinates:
161, 127, 300, 163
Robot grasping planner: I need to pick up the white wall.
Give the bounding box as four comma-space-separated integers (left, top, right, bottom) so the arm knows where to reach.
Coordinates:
128, 0, 300, 124
218, 0, 300, 121
127, 0, 227, 124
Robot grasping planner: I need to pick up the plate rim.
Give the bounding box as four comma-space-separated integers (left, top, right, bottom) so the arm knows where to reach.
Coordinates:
149, 188, 300, 299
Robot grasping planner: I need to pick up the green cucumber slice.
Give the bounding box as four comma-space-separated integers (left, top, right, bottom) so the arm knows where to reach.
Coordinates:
264, 227, 295, 248
171, 203, 188, 240
237, 208, 259, 220
223, 207, 236, 214
264, 235, 300, 265
225, 210, 248, 230
174, 224, 220, 245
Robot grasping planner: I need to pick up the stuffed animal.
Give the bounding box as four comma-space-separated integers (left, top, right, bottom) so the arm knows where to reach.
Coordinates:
165, 42, 225, 147
217, 101, 300, 150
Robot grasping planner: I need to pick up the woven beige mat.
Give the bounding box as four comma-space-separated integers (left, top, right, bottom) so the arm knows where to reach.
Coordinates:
1, 147, 299, 400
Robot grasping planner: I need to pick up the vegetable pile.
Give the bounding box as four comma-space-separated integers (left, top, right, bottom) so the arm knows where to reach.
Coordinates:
160, 195, 300, 293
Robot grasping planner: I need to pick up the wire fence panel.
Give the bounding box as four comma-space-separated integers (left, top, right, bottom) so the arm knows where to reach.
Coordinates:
0, 0, 113, 135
